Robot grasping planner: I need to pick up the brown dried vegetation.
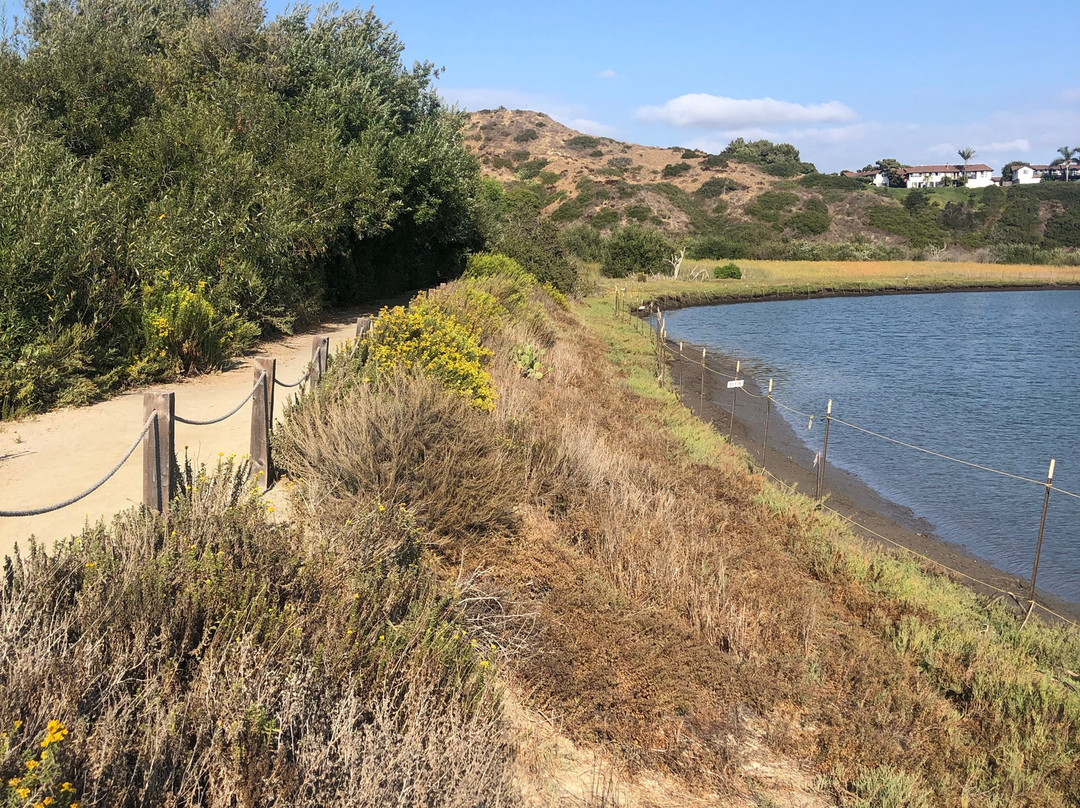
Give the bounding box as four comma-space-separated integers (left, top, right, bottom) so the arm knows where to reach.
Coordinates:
3, 273, 1080, 807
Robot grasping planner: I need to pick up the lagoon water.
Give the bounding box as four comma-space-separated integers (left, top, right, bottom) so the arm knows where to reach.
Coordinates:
662, 290, 1080, 602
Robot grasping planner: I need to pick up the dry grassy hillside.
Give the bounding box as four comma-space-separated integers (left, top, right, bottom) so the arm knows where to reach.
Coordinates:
463, 108, 878, 244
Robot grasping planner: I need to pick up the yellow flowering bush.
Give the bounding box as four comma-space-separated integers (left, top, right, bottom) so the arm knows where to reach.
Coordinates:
0, 720, 80, 808
370, 297, 495, 410
129, 276, 259, 381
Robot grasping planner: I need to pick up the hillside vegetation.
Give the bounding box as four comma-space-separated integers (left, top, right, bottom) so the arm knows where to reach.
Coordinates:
0, 1, 489, 418
4, 263, 1079, 806
466, 108, 1080, 269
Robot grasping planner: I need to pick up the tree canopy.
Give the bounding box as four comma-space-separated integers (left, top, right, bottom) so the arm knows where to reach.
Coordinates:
0, 0, 487, 415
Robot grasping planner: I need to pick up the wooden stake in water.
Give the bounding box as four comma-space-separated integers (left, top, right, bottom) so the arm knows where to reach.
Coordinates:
728, 360, 741, 439
761, 378, 773, 468
816, 399, 832, 500
1025, 458, 1056, 624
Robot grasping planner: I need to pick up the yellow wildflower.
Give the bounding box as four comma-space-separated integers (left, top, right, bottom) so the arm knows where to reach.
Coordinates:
60, 783, 75, 793
25, 759, 39, 770
16, 788, 29, 799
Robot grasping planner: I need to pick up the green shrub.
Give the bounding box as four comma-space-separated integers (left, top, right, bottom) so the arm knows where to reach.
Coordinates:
465, 252, 533, 283
785, 198, 831, 236
566, 135, 600, 150
625, 204, 651, 221
496, 212, 578, 292
696, 176, 746, 198
560, 224, 605, 262
702, 154, 728, 169
513, 128, 539, 142
551, 197, 586, 223
511, 149, 531, 162
661, 162, 692, 178
132, 278, 259, 380
601, 224, 673, 277
713, 262, 742, 279
0, 5, 489, 418
536, 170, 561, 186
514, 158, 550, 180
492, 155, 514, 169
799, 172, 864, 191
589, 149, 604, 157
1044, 206, 1080, 247
590, 208, 621, 229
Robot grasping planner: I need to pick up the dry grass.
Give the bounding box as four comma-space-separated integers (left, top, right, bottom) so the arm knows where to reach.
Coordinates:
5, 271, 1080, 807
274, 368, 523, 550
0, 459, 517, 807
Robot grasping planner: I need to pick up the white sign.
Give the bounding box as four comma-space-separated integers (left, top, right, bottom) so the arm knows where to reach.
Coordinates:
726, 379, 745, 389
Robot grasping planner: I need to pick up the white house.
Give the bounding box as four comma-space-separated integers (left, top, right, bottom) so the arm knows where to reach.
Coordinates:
1028, 163, 1080, 181
902, 164, 995, 188
841, 169, 889, 186
1012, 165, 1040, 184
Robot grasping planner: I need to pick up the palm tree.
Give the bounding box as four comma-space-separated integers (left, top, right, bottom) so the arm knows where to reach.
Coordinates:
957, 147, 976, 187
1058, 146, 1075, 182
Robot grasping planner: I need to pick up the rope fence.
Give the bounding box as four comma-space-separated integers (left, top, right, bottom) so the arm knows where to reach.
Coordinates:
0, 322, 369, 520
644, 303, 1080, 629
174, 373, 265, 426
0, 414, 156, 518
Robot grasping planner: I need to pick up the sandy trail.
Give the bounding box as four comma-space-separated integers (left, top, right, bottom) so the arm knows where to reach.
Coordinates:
0, 303, 394, 560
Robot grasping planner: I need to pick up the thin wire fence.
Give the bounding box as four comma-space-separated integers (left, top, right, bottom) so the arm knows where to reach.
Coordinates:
653, 316, 1080, 629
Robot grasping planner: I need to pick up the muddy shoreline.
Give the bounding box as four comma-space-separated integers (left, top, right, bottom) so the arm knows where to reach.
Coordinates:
665, 340, 1080, 626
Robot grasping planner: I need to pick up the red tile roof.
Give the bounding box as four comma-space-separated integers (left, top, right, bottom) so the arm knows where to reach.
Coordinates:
903, 164, 993, 174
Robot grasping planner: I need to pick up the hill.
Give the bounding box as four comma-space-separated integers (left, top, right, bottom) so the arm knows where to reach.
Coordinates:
465, 109, 1080, 265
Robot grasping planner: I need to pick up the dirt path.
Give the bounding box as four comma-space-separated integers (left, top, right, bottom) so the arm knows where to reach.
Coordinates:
0, 301, 404, 560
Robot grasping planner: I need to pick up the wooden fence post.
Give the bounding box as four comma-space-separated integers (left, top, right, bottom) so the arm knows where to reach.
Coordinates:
355, 316, 373, 338
761, 379, 773, 469
142, 391, 174, 513
250, 358, 276, 489
816, 399, 832, 499
310, 336, 329, 385
1025, 458, 1056, 625
699, 348, 706, 416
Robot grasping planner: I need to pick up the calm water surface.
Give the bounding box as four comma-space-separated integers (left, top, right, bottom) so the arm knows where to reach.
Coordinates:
662, 290, 1080, 602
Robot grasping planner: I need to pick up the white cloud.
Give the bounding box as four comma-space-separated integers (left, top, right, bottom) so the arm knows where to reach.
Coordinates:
596, 69, 617, 80
566, 118, 619, 136
1061, 88, 1080, 101
975, 138, 1031, 154
635, 93, 857, 128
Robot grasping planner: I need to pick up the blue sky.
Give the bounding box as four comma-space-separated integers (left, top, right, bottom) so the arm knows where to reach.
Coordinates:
5, 0, 1075, 172
288, 0, 1079, 173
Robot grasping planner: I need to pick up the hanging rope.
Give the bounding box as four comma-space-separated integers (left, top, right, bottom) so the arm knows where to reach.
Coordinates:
0, 414, 156, 517
174, 372, 265, 426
